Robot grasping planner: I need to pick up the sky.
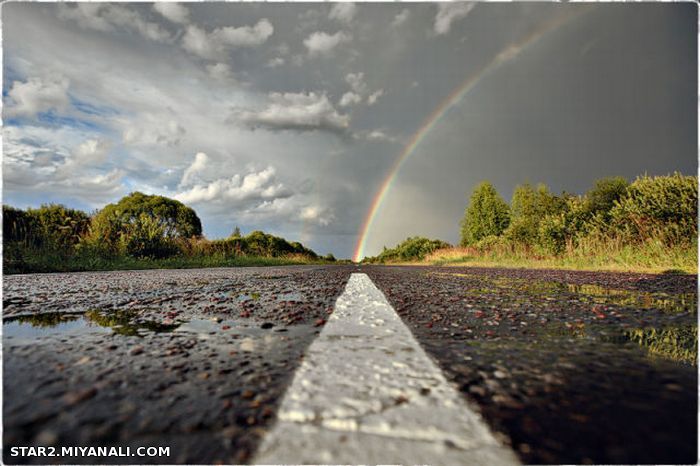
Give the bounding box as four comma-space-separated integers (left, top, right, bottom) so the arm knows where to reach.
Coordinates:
2, 2, 697, 260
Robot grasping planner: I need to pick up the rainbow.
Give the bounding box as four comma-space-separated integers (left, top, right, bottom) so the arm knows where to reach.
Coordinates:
352, 8, 589, 262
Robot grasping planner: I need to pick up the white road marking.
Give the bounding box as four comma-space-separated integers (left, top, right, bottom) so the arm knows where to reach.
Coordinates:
253, 273, 519, 465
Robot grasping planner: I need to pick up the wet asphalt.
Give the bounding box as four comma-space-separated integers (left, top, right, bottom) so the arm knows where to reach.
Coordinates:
3, 266, 353, 464
364, 265, 698, 465
3, 264, 698, 464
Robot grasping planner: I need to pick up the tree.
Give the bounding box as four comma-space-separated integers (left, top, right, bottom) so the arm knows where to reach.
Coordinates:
584, 176, 629, 220
506, 183, 567, 245
88, 192, 202, 257
231, 226, 242, 238
460, 181, 510, 246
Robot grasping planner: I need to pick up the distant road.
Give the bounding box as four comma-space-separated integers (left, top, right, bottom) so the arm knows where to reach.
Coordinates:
3, 265, 697, 464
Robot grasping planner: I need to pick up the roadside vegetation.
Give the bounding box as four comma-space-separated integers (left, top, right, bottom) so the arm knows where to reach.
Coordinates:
364, 173, 698, 274
3, 192, 333, 274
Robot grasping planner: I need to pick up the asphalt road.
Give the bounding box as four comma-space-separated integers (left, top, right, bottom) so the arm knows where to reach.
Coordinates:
3, 265, 697, 464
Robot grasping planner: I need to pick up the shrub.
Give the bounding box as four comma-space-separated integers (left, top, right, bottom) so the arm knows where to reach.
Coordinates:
460, 181, 510, 246
505, 183, 567, 246
369, 236, 451, 263
584, 176, 629, 221
609, 173, 697, 243
88, 192, 202, 258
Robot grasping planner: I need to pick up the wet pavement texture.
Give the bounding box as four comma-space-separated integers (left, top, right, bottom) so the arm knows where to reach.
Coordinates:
363, 265, 698, 465
3, 266, 354, 464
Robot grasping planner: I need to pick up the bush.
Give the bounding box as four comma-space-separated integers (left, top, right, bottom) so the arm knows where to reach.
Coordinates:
609, 173, 697, 243
584, 176, 629, 221
367, 236, 451, 263
505, 183, 567, 246
460, 181, 510, 246
88, 192, 202, 258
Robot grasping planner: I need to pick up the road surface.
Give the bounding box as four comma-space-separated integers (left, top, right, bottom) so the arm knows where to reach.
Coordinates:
3, 265, 697, 464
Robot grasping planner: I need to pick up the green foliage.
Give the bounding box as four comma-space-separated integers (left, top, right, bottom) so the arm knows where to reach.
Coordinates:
433, 173, 697, 273
625, 325, 697, 365
505, 183, 567, 246
365, 236, 451, 263
323, 253, 336, 262
584, 176, 629, 220
243, 231, 317, 258
87, 192, 202, 258
3, 195, 323, 273
609, 173, 697, 243
460, 181, 510, 246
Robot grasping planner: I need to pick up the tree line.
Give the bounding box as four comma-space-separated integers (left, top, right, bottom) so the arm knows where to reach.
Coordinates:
3, 192, 326, 274
460, 173, 697, 255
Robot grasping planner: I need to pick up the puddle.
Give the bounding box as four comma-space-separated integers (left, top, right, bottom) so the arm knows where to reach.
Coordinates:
433, 272, 697, 314
3, 313, 111, 341
3, 310, 179, 341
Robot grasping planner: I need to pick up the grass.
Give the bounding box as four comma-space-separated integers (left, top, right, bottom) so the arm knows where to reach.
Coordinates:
415, 241, 698, 275
3, 249, 328, 275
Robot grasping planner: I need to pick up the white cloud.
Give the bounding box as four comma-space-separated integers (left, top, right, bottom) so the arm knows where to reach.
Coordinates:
339, 91, 362, 107
3, 126, 124, 204
266, 57, 285, 68
6, 76, 70, 118
329, 3, 357, 24
153, 3, 190, 24
341, 72, 382, 106
345, 72, 367, 94
236, 92, 350, 135
58, 4, 171, 42
123, 116, 186, 147
300, 205, 335, 226
304, 31, 351, 57
364, 129, 397, 143
182, 19, 274, 60
175, 166, 291, 205
206, 62, 233, 80
71, 139, 110, 167
180, 152, 209, 187
434, 2, 476, 35
367, 88, 384, 105
392, 9, 411, 27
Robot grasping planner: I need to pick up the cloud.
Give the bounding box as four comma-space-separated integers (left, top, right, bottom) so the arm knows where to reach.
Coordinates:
304, 31, 351, 57
58, 3, 171, 42
5, 76, 70, 118
300, 205, 335, 226
175, 166, 291, 205
266, 57, 285, 68
329, 3, 357, 24
392, 9, 411, 27
434, 2, 476, 35
339, 91, 362, 107
122, 116, 186, 147
69, 139, 110, 167
361, 129, 398, 144
182, 19, 274, 60
235, 92, 350, 135
367, 88, 384, 105
153, 3, 190, 24
3, 126, 124, 204
180, 152, 209, 187
345, 72, 367, 94
206, 62, 234, 80
340, 72, 382, 106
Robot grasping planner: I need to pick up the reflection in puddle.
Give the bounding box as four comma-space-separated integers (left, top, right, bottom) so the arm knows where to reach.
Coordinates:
623, 325, 697, 365
434, 272, 697, 314
3, 313, 111, 340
